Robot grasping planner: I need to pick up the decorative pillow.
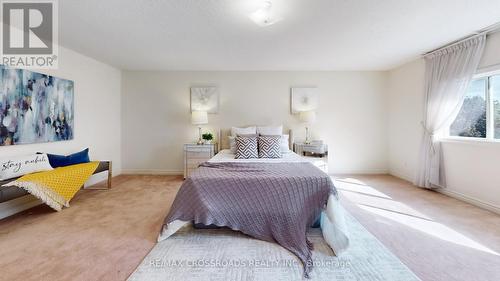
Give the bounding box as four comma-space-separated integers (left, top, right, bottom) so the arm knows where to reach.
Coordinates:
281, 134, 290, 153
258, 135, 283, 158
228, 136, 237, 153
46, 148, 90, 168
261, 134, 289, 153
257, 125, 282, 136
231, 126, 256, 136
0, 154, 53, 180
235, 135, 258, 159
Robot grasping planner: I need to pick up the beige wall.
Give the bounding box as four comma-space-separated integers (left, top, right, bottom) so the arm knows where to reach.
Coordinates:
387, 32, 500, 212
121, 71, 389, 174
3, 31, 498, 216
387, 59, 425, 181
0, 46, 122, 182
0, 46, 122, 218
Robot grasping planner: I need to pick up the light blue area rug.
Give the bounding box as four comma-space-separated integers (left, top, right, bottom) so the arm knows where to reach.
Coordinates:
128, 211, 420, 281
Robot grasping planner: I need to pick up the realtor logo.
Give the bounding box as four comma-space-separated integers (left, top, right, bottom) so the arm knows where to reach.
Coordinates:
1, 0, 58, 68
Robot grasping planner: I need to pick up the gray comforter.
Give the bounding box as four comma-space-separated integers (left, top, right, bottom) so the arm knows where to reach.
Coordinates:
159, 162, 338, 277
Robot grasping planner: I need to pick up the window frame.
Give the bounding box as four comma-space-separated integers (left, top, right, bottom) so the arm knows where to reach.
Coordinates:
444, 68, 500, 142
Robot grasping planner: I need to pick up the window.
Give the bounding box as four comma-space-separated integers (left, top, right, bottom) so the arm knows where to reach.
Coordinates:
449, 74, 500, 140
492, 76, 500, 138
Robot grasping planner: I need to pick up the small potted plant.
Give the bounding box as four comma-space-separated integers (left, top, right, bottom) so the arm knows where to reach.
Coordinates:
202, 132, 213, 144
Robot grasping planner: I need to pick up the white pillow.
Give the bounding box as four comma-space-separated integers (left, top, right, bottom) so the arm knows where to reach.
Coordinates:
257, 125, 283, 136
281, 134, 290, 153
0, 153, 53, 180
231, 126, 256, 136
228, 136, 237, 153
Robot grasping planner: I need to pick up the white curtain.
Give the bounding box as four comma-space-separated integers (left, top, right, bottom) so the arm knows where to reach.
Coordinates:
414, 34, 486, 188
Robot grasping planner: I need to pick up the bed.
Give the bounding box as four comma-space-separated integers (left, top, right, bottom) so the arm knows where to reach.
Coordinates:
158, 128, 349, 277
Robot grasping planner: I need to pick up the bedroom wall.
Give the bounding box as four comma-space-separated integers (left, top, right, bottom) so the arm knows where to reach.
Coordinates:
387, 59, 425, 181
387, 32, 500, 213
121, 71, 388, 175
0, 46, 122, 218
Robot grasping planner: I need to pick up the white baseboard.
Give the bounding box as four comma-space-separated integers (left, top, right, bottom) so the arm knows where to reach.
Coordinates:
0, 195, 41, 220
122, 168, 388, 177
388, 170, 413, 183
389, 171, 500, 215
329, 168, 388, 175
436, 188, 500, 215
121, 169, 183, 176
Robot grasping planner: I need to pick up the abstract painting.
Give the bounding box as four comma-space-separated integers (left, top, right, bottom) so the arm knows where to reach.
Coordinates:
190, 86, 219, 113
290, 87, 319, 114
0, 65, 74, 146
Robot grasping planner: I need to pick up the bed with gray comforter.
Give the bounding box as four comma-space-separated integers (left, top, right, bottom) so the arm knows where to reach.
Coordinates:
158, 161, 349, 277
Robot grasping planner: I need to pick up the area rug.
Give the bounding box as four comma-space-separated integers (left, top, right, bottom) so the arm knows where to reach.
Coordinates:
128, 211, 420, 281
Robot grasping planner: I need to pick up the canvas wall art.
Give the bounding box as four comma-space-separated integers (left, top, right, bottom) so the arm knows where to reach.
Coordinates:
0, 65, 74, 146
290, 87, 319, 114
190, 86, 219, 113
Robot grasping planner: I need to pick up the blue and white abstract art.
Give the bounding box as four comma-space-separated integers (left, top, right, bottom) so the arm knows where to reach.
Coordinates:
0, 65, 74, 146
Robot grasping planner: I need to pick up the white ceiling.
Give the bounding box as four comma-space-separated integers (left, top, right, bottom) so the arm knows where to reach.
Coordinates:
59, 0, 500, 71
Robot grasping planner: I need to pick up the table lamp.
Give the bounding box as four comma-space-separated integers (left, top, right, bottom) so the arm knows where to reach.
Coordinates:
299, 110, 316, 144
191, 111, 208, 145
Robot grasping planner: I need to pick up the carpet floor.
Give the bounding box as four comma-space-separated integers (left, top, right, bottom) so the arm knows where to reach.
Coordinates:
0, 174, 499, 281
334, 175, 500, 281
128, 211, 419, 281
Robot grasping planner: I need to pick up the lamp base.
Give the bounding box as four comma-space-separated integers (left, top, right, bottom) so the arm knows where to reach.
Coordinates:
196, 126, 204, 145
304, 126, 311, 144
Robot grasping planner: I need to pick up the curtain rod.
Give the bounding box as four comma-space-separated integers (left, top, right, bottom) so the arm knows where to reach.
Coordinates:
423, 21, 500, 57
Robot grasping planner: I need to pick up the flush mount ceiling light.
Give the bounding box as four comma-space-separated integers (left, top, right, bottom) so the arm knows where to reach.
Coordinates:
249, 1, 282, 27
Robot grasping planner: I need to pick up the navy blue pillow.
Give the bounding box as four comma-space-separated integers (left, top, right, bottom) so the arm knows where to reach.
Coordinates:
47, 148, 90, 168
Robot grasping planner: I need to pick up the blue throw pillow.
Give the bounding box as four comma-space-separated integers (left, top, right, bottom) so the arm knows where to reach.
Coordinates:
46, 148, 90, 168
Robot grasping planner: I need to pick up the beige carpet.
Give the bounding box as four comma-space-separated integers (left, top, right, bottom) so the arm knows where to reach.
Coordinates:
335, 175, 500, 281
0, 175, 182, 281
1, 175, 499, 281
128, 211, 420, 281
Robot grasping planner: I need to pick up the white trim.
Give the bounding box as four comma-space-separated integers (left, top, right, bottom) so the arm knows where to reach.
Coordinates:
121, 169, 184, 176
476, 63, 500, 76
486, 75, 494, 139
389, 172, 500, 215
0, 195, 41, 220
447, 71, 500, 141
440, 137, 500, 145
329, 168, 388, 175
389, 170, 413, 183
436, 188, 500, 215
124, 168, 387, 176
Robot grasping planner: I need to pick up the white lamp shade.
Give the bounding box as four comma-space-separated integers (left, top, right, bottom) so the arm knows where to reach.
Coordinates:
299, 111, 316, 123
191, 111, 208, 125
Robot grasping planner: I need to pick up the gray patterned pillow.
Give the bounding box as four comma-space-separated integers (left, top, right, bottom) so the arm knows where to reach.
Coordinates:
258, 135, 282, 158
235, 135, 258, 159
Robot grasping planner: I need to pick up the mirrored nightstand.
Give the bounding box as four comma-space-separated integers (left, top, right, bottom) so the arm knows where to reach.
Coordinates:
184, 143, 216, 179
294, 141, 328, 173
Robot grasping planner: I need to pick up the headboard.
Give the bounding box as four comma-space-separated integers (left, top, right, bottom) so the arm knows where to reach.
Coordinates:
218, 127, 294, 151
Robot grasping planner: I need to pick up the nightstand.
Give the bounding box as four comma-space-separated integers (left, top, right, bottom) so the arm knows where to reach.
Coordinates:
294, 141, 328, 173
184, 143, 216, 179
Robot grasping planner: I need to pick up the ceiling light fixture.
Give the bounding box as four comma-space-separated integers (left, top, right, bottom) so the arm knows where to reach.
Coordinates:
249, 1, 281, 27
